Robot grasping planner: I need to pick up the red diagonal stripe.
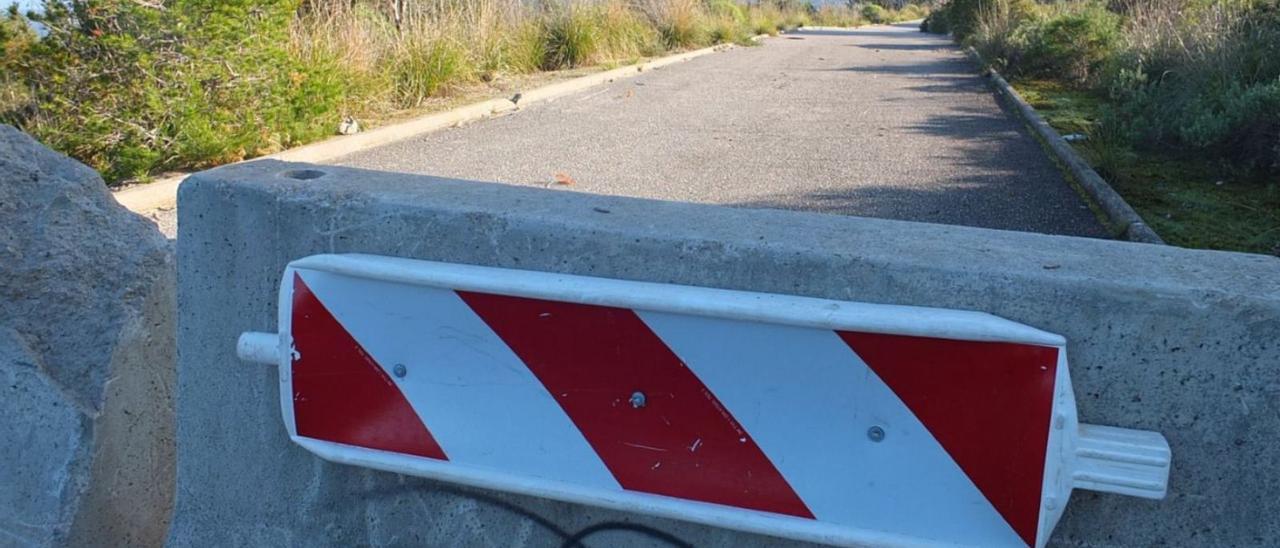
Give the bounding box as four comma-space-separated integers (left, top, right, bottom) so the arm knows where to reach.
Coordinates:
458, 291, 813, 519
838, 331, 1057, 547
291, 273, 447, 460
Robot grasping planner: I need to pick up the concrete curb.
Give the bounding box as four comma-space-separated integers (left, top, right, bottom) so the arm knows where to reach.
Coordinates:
112, 42, 740, 213
963, 47, 1164, 245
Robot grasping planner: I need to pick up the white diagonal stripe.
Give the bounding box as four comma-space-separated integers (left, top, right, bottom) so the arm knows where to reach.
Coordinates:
298, 268, 620, 491
639, 310, 1026, 547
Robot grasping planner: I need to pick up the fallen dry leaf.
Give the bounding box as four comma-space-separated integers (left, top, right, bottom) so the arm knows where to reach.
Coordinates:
553, 172, 576, 186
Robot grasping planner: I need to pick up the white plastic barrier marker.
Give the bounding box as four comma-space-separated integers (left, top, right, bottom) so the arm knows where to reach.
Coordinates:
237, 254, 1171, 548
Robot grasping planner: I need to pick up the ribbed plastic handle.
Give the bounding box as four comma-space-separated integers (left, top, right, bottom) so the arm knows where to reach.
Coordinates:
1072, 424, 1171, 499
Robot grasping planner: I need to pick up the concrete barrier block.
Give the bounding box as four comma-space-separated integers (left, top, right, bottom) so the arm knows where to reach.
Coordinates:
174, 159, 1279, 547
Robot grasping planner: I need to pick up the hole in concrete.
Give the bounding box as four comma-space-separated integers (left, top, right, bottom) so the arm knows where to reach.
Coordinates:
281, 169, 327, 180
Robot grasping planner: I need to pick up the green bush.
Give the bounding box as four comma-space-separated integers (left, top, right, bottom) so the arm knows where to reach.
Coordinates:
707, 0, 749, 26
941, 0, 1033, 40
964, 0, 1040, 73
543, 7, 600, 69
861, 4, 889, 24
1096, 0, 1280, 174
708, 16, 746, 43
0, 7, 35, 121
504, 22, 550, 74
751, 10, 782, 35
657, 6, 710, 48
940, 0, 986, 39
1106, 75, 1280, 172
597, 3, 664, 60
783, 8, 811, 28
390, 36, 471, 106
898, 4, 926, 21
920, 6, 951, 33
816, 5, 863, 27
2, 0, 340, 181
1019, 5, 1121, 85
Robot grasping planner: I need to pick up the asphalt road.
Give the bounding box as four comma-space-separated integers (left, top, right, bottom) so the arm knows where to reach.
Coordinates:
333, 22, 1108, 238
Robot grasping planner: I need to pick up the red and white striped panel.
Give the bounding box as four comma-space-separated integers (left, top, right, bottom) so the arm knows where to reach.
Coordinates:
255, 254, 1169, 548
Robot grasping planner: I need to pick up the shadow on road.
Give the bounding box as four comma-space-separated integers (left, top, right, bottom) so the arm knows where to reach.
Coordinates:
793, 28, 922, 39
727, 179, 1102, 237
855, 43, 955, 52
726, 105, 1110, 237
905, 81, 991, 94
789, 28, 861, 36
821, 60, 976, 77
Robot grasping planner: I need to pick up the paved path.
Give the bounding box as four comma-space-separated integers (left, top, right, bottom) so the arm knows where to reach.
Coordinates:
333, 22, 1108, 238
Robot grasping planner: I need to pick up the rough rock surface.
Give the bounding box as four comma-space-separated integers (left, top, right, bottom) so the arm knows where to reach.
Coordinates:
0, 125, 175, 547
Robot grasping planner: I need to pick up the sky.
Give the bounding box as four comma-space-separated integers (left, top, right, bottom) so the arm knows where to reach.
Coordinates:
7, 0, 42, 14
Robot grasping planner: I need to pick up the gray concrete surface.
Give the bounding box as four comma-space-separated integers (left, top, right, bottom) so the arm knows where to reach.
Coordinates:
1, 125, 175, 547
174, 159, 1278, 547
334, 23, 1108, 238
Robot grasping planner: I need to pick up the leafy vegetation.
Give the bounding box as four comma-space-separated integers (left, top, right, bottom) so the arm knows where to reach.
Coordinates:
925, 0, 1280, 254
1019, 80, 1280, 254
0, 0, 926, 186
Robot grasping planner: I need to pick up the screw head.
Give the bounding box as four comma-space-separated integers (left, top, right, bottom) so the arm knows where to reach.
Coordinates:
629, 391, 646, 409
867, 426, 885, 442
393, 364, 407, 378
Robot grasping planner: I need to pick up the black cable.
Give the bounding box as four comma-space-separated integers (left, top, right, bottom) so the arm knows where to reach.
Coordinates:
359, 482, 696, 548
558, 521, 697, 548
360, 483, 576, 543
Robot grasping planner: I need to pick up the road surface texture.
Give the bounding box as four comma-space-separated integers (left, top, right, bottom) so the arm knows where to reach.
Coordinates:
334, 22, 1108, 238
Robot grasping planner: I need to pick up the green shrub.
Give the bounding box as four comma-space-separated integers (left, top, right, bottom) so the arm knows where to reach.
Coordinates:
544, 7, 600, 69
0, 7, 35, 122
966, 0, 1041, 73
1107, 75, 1280, 172
898, 5, 926, 21
708, 16, 747, 44
656, 2, 710, 48
920, 5, 951, 33
1019, 4, 1121, 85
750, 5, 785, 35
597, 2, 664, 60
783, 8, 811, 28
940, 0, 983, 39
4, 0, 338, 181
861, 4, 889, 24
505, 22, 550, 74
815, 5, 863, 27
1098, 0, 1280, 175
944, 0, 1035, 40
181, 0, 341, 164
390, 35, 471, 106
707, 0, 749, 26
